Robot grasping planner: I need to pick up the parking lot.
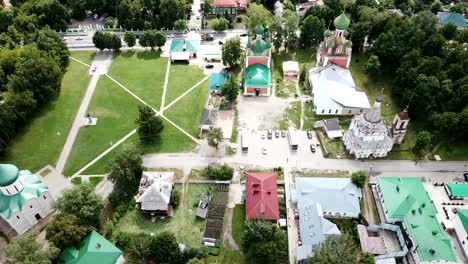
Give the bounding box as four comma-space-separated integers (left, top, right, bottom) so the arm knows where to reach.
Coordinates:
238, 128, 324, 167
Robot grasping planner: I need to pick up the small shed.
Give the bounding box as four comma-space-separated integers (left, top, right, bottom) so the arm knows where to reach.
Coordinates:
195, 194, 211, 219
315, 118, 343, 139
209, 72, 228, 94
199, 108, 218, 136
201, 45, 222, 61
170, 39, 200, 62
282, 61, 299, 78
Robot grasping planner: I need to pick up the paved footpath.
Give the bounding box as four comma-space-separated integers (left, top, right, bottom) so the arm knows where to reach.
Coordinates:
56, 52, 113, 173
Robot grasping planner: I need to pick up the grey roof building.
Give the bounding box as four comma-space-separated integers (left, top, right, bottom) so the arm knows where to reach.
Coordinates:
195, 194, 211, 219
293, 177, 362, 261
135, 171, 174, 215
199, 108, 218, 136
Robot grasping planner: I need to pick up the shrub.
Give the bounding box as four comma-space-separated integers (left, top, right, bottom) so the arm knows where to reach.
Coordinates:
170, 189, 181, 208
202, 164, 234, 180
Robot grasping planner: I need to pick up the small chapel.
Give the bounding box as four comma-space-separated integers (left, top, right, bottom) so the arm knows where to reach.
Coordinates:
243, 24, 272, 96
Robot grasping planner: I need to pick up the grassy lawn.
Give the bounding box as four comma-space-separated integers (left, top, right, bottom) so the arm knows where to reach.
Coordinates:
140, 120, 197, 154
63, 76, 143, 176
114, 184, 210, 247
232, 205, 245, 248
1, 52, 94, 172
302, 100, 318, 130
70, 51, 96, 65
275, 80, 296, 98
165, 64, 206, 105
279, 101, 301, 130
89, 176, 104, 187
108, 51, 168, 110
164, 80, 209, 136
435, 141, 468, 161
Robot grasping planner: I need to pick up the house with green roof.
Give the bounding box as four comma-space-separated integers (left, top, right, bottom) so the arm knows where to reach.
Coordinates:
445, 183, 468, 199
170, 39, 200, 62
244, 24, 272, 96
453, 209, 468, 259
376, 177, 457, 263
0, 164, 53, 236
60, 230, 124, 264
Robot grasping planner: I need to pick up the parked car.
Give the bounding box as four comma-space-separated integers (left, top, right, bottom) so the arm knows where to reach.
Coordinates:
310, 144, 316, 153
167, 33, 175, 38
464, 172, 468, 182
201, 34, 214, 41
267, 130, 272, 139
262, 146, 267, 155
281, 130, 286, 137
218, 40, 224, 45
240, 33, 248, 37
275, 130, 280, 138
307, 130, 313, 139
205, 64, 214, 69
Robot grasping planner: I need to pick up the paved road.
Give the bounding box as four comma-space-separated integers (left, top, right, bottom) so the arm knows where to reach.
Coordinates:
56, 52, 113, 173
188, 0, 202, 30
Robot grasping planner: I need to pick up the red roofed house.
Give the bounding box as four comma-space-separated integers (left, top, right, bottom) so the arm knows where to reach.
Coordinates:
203, 0, 248, 17
245, 173, 279, 221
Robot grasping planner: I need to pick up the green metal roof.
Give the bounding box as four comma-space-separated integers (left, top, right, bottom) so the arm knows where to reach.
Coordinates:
244, 64, 270, 88
458, 209, 468, 232
0, 164, 20, 186
246, 39, 272, 55
255, 24, 264, 35
170, 39, 200, 53
60, 230, 122, 264
447, 184, 468, 197
209, 72, 227, 91
0, 169, 49, 219
377, 177, 457, 263
437, 11, 467, 28
334, 13, 350, 30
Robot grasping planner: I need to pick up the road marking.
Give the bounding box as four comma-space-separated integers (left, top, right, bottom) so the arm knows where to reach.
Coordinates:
160, 58, 171, 113
164, 75, 209, 111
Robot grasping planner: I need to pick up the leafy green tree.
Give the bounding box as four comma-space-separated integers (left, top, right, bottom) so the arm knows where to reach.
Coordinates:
124, 32, 137, 48
360, 252, 375, 264
111, 34, 122, 51
150, 232, 184, 264
155, 32, 166, 49
187, 259, 205, 264
300, 15, 325, 48
7, 57, 62, 105
213, 17, 229, 31
54, 183, 104, 228
432, 111, 459, 135
413, 131, 432, 154
203, 0, 214, 15
449, 2, 468, 14
108, 145, 143, 198
136, 105, 164, 142
6, 232, 59, 264
36, 27, 70, 71
222, 37, 242, 66
22, 0, 69, 31
221, 75, 238, 104
126, 235, 152, 263
45, 214, 89, 250
270, 16, 284, 51
364, 55, 381, 77
282, 9, 299, 50
243, 220, 288, 264
160, 0, 188, 29
351, 171, 368, 188
304, 234, 358, 264
170, 188, 181, 208
93, 31, 107, 50
71, 3, 87, 20
202, 164, 234, 180
303, 6, 335, 27
440, 23, 457, 40
246, 3, 273, 29
174, 19, 188, 31
105, 17, 116, 28
207, 128, 223, 150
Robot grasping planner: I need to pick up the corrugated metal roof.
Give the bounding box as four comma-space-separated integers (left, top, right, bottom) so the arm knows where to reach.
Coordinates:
309, 65, 370, 110
437, 11, 467, 28
170, 39, 200, 53
446, 183, 468, 197
245, 173, 279, 221
377, 177, 456, 263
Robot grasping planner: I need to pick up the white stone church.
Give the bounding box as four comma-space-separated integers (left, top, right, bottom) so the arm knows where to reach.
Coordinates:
0, 164, 53, 236
343, 96, 409, 159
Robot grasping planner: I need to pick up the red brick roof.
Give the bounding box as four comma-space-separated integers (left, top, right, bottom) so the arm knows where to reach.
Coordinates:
245, 173, 279, 221
214, 0, 247, 7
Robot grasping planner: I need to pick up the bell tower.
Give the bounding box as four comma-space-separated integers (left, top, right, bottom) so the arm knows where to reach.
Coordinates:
391, 108, 410, 144
316, 13, 352, 69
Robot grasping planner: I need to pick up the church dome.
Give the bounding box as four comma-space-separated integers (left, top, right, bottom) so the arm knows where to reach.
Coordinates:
346, 39, 353, 48
255, 24, 265, 35
324, 29, 332, 37
263, 29, 271, 38
0, 164, 19, 187
334, 13, 350, 30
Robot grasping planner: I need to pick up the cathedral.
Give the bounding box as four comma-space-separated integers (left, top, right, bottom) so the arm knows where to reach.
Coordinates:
343, 96, 408, 159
